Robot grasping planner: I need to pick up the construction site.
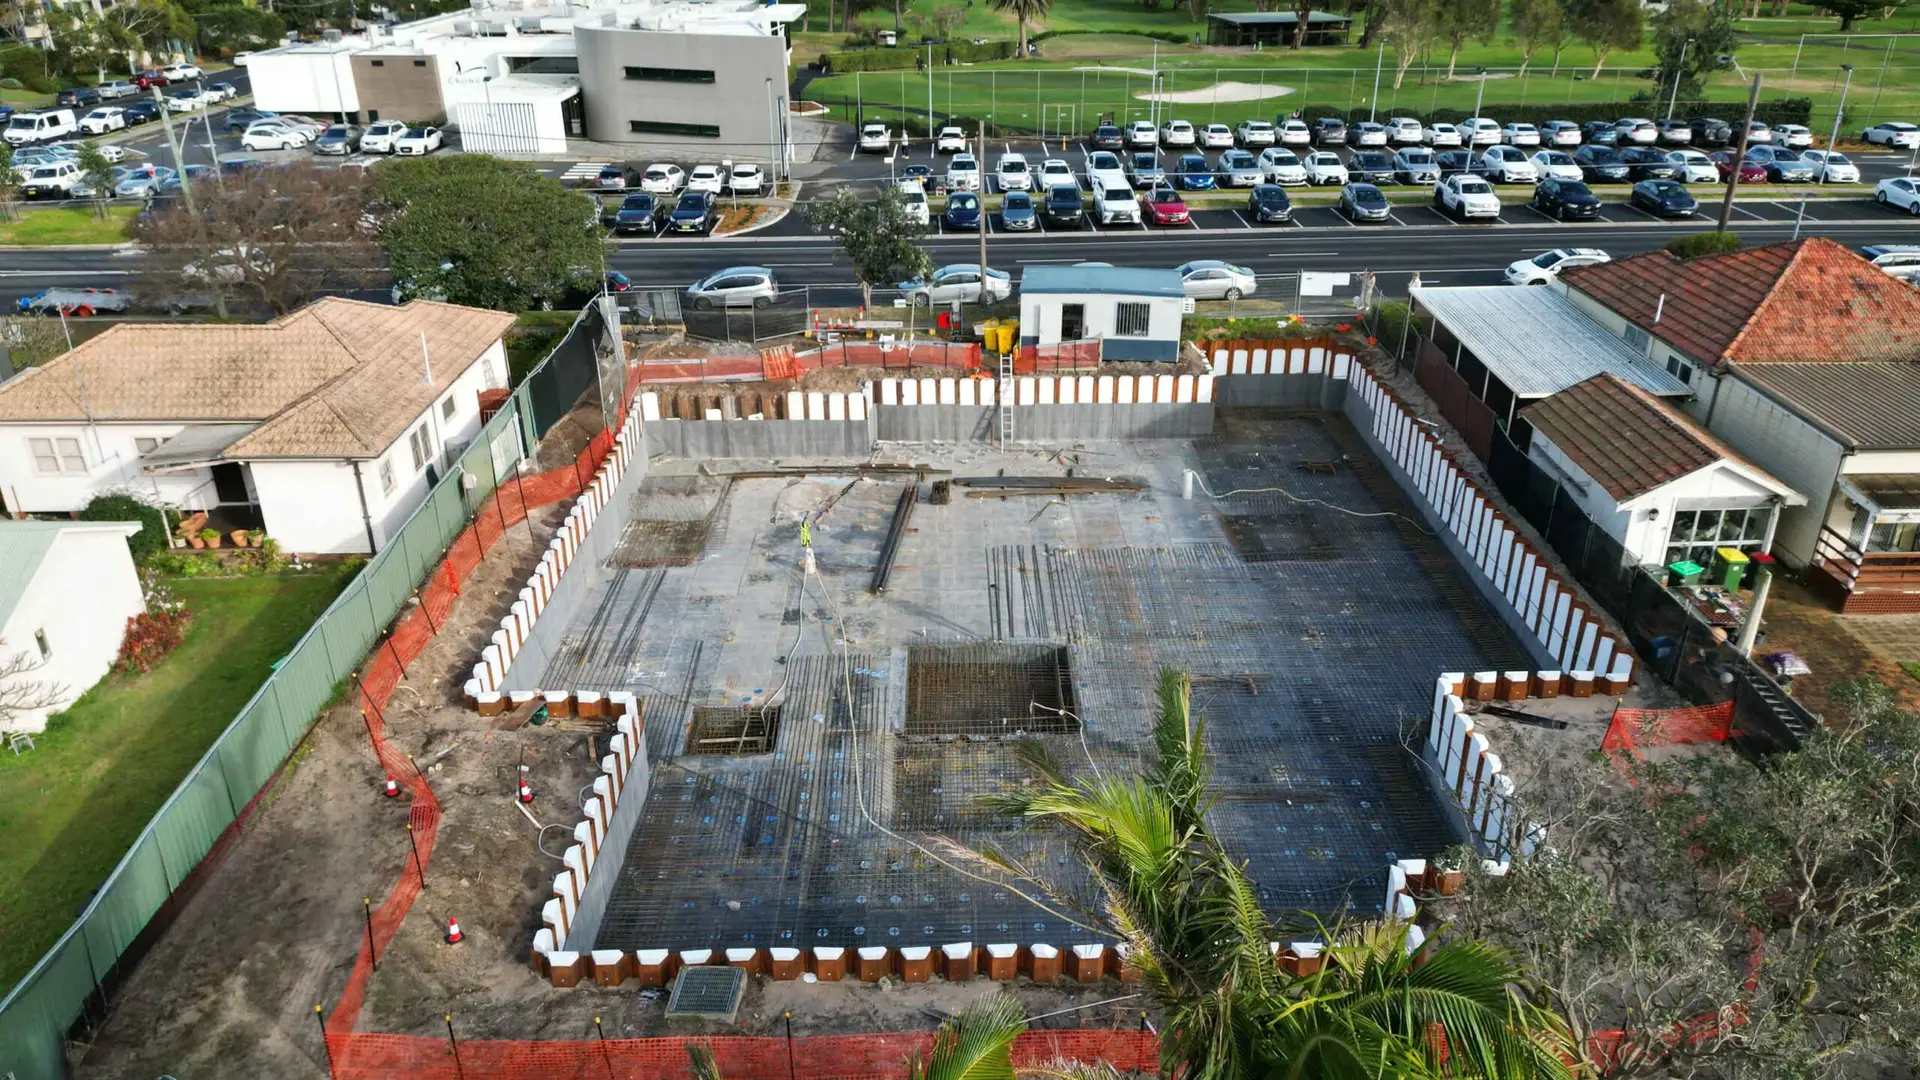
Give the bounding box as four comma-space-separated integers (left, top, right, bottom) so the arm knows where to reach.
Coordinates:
28, 326, 1651, 1080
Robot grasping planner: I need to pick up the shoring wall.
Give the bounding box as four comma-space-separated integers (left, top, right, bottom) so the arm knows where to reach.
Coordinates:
538, 697, 652, 969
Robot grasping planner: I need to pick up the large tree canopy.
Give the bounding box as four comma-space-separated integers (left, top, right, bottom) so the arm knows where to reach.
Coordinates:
374, 155, 603, 312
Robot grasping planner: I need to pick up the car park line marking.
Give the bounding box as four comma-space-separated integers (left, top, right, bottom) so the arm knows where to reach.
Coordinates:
1388, 212, 1411, 227
1230, 210, 1253, 229
1729, 204, 1767, 221
1772, 201, 1821, 220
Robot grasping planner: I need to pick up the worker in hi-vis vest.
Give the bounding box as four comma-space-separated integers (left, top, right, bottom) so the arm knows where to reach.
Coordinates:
800, 518, 816, 576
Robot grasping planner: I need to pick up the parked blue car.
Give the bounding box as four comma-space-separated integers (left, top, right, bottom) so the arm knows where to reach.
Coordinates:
942, 191, 981, 229
1174, 153, 1216, 191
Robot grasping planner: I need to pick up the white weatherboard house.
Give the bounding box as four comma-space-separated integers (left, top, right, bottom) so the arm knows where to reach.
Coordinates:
1018, 264, 1185, 363
1518, 374, 1804, 570
0, 520, 145, 734
0, 298, 516, 555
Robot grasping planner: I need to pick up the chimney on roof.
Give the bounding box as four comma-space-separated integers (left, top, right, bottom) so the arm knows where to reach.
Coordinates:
1653, 293, 1665, 324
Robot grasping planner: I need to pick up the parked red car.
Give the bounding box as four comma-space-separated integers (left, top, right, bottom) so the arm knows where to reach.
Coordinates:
1145, 185, 1190, 226
1709, 150, 1767, 184
133, 70, 170, 89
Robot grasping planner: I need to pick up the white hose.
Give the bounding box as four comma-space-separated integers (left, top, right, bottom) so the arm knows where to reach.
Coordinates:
1190, 470, 1433, 535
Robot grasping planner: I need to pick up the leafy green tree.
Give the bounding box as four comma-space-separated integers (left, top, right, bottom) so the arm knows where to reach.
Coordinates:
1666, 229, 1741, 256
1439, 0, 1501, 78
46, 8, 118, 83
987, 0, 1050, 57
108, 0, 196, 71
907, 996, 1027, 1080
1651, 0, 1734, 106
1564, 0, 1642, 76
0, 141, 17, 223
76, 144, 115, 220
375, 155, 602, 311
1509, 0, 1564, 75
1434, 678, 1920, 1077
978, 670, 1577, 1080
1818, 0, 1905, 31
804, 184, 930, 307
1377, 0, 1444, 89
193, 5, 286, 55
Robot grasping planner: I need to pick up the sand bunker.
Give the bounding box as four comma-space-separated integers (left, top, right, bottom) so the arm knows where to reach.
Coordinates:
1137, 81, 1295, 104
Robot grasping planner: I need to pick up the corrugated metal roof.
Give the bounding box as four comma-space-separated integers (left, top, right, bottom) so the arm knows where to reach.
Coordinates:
1738, 362, 1920, 451
0, 521, 140, 629
1020, 265, 1184, 299
1412, 284, 1692, 399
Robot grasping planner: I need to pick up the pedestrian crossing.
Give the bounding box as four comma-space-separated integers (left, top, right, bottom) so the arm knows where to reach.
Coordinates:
560, 161, 612, 181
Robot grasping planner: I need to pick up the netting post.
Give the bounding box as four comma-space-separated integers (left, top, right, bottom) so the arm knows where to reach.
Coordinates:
595, 1016, 617, 1080
785, 1010, 796, 1079
514, 464, 536, 545
363, 897, 378, 972
316, 1005, 336, 1079
414, 589, 440, 637
446, 1015, 467, 1080
407, 822, 429, 891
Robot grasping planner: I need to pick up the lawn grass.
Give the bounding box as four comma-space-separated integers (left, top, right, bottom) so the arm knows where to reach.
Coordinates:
0, 205, 137, 246
0, 565, 356, 993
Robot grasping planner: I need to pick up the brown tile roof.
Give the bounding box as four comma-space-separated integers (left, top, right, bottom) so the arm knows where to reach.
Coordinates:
1737, 362, 1920, 451
1559, 237, 1920, 368
0, 298, 514, 460
1519, 373, 1791, 502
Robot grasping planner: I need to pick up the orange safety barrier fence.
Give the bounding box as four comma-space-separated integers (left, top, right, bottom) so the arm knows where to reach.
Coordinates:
1601, 702, 1733, 759
329, 413, 621, 1039
327, 1028, 1161, 1080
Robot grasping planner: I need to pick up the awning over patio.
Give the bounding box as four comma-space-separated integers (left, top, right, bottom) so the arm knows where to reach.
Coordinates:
1842, 474, 1920, 521
140, 423, 258, 473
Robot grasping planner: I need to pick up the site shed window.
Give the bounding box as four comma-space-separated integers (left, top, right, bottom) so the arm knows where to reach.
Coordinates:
1114, 302, 1151, 337
629, 120, 720, 139
623, 66, 715, 84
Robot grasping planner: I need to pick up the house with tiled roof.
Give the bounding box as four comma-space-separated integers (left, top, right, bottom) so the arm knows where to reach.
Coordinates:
1558, 238, 1920, 612
0, 298, 517, 555
1517, 374, 1802, 571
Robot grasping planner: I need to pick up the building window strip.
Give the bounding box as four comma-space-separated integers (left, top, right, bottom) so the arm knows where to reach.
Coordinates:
623, 66, 715, 84
628, 119, 721, 139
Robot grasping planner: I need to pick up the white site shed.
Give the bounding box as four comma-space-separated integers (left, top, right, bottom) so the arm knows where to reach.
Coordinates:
0, 520, 145, 734
1018, 264, 1185, 363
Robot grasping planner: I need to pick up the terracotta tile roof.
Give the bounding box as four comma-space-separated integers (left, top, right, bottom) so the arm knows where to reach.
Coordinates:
1519, 373, 1793, 502
0, 298, 514, 460
1559, 237, 1920, 368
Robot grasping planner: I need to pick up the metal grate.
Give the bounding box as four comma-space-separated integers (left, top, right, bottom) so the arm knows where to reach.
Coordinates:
611, 476, 732, 568
904, 644, 1078, 736
687, 706, 783, 755
665, 965, 746, 1020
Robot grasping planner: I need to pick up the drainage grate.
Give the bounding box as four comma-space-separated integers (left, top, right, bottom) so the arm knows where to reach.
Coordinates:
904, 644, 1078, 736
686, 705, 783, 755
665, 965, 746, 1020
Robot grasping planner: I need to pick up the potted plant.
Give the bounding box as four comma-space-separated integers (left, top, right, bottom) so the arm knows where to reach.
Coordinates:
1431, 853, 1466, 896
201, 527, 222, 549
246, 529, 266, 549
188, 533, 205, 549
230, 529, 250, 547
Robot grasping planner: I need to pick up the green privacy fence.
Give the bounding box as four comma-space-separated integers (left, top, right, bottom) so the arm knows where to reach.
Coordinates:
0, 306, 606, 1080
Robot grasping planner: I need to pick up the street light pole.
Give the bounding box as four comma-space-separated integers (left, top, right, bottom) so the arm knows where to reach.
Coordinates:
1666, 38, 1694, 121
1715, 73, 1764, 233
1471, 67, 1487, 122
1369, 37, 1385, 123
1822, 64, 1854, 182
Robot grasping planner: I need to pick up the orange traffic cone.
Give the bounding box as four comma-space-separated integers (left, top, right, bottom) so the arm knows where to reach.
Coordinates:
383, 777, 400, 798
445, 917, 464, 945
517, 779, 534, 804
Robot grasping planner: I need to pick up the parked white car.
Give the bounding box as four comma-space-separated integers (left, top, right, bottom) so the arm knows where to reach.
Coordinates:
725, 163, 765, 194
1386, 116, 1424, 144
1235, 119, 1276, 147
1666, 149, 1721, 184
1745, 120, 1773, 144
4, 109, 76, 147
1528, 150, 1583, 181
393, 125, 444, 155
1479, 145, 1539, 183
1128, 120, 1158, 148
1875, 175, 1920, 213
946, 153, 980, 191
1089, 178, 1140, 224
1200, 123, 1235, 148
1434, 173, 1502, 218
1423, 122, 1463, 148
1038, 158, 1075, 189
859, 124, 891, 152
687, 165, 725, 194
1085, 150, 1128, 191
895, 179, 929, 225
1774, 124, 1814, 149
165, 89, 214, 113
1616, 117, 1658, 144
934, 126, 968, 153
240, 121, 308, 151
1799, 149, 1859, 184
1303, 150, 1348, 186
1543, 121, 1583, 147
19, 161, 80, 198
78, 108, 126, 135
1160, 119, 1196, 146
1863, 121, 1920, 148
96, 80, 137, 100
639, 163, 686, 194
360, 120, 408, 154
1258, 147, 1308, 186
1501, 122, 1542, 147
1177, 259, 1257, 300
1462, 117, 1501, 146
1504, 247, 1611, 285
995, 153, 1032, 191
161, 62, 203, 80
1278, 119, 1312, 146
900, 263, 1012, 305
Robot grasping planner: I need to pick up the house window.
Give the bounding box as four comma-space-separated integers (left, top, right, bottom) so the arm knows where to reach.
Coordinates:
628, 120, 720, 139
379, 457, 396, 495
408, 425, 433, 473
623, 66, 715, 84
441, 397, 457, 421
370, 59, 385, 67
1664, 354, 1694, 384
412, 59, 427, 67
28, 436, 85, 474
34, 629, 50, 660
1665, 507, 1769, 569
1114, 302, 1150, 337
135, 437, 159, 455
1623, 324, 1652, 354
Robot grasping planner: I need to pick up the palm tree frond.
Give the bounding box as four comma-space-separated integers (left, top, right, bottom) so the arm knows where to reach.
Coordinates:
915, 994, 1028, 1080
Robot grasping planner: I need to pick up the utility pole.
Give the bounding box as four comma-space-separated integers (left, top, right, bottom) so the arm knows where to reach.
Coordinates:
1822, 64, 1854, 180
1666, 38, 1694, 121
1715, 73, 1763, 235
152, 85, 226, 318
1369, 37, 1384, 123
976, 121, 988, 283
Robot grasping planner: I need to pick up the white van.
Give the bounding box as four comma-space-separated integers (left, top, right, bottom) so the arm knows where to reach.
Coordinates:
5, 109, 78, 146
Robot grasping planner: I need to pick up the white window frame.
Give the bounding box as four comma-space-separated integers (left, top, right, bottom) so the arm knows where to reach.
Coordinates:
441, 396, 457, 421
1114, 302, 1152, 338
135, 436, 159, 455
379, 457, 396, 495
407, 424, 433, 473
28, 436, 86, 475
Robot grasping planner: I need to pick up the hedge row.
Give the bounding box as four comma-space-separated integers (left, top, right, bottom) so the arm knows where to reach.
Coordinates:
818, 40, 1015, 74
1030, 28, 1190, 45
0, 44, 57, 95
1301, 97, 1813, 130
